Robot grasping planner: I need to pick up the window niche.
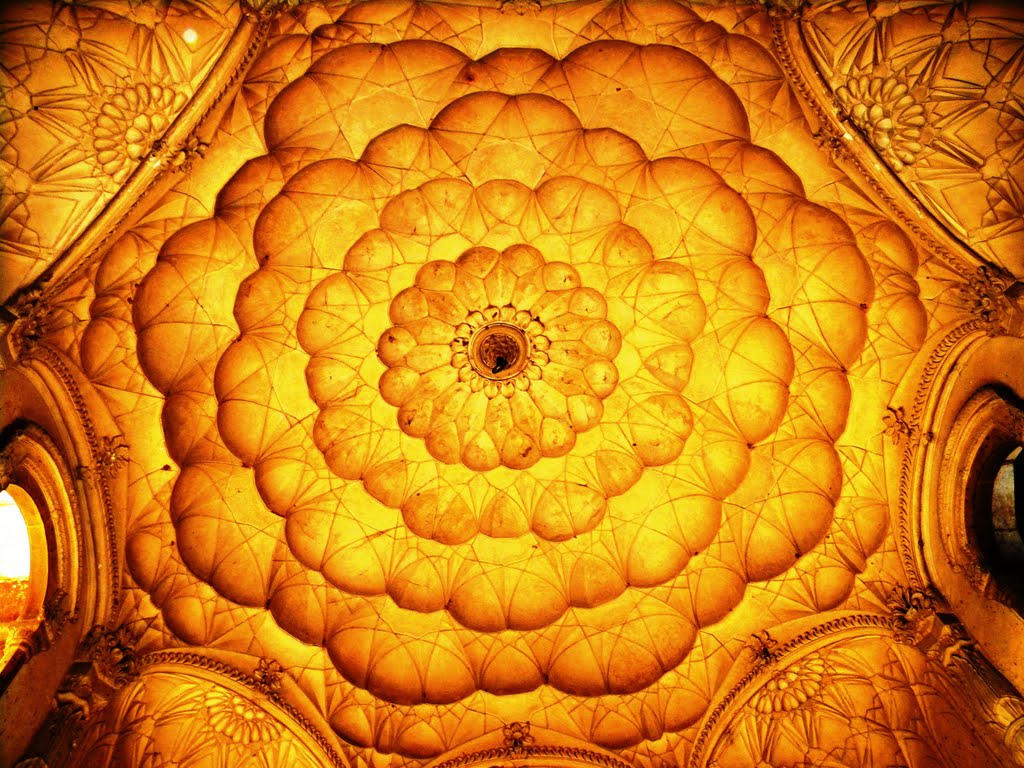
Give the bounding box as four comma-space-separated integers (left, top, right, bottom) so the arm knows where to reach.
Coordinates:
990, 446, 1024, 571
939, 387, 1024, 612
916, 329, 1024, 706
961, 394, 1024, 612
0, 486, 48, 680
0, 424, 80, 692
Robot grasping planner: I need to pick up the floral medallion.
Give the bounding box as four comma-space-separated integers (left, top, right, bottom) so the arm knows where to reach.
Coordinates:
835, 74, 926, 171
752, 657, 828, 714
376, 245, 621, 470
91, 83, 187, 179
204, 689, 282, 744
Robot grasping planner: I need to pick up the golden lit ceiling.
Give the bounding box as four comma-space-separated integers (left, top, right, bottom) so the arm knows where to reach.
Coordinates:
0, 0, 240, 296
801, 1, 1024, 271
2, 2, 1023, 768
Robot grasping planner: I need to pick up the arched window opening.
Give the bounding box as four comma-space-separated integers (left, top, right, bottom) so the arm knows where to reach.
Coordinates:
966, 404, 1024, 612
0, 484, 48, 680
0, 489, 31, 624
989, 445, 1024, 570
928, 366, 1024, 694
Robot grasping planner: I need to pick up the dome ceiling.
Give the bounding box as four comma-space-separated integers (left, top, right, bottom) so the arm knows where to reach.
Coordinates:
0, 0, 241, 300
3, 2, 1023, 768
124, 1, 925, 759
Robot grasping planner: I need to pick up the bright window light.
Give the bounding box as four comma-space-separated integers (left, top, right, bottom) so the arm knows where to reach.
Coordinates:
0, 491, 30, 579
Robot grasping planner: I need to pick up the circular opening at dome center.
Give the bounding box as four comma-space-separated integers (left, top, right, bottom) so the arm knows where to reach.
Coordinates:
469, 323, 530, 380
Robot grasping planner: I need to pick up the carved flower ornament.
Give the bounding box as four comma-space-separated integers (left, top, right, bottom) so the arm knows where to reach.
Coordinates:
204, 689, 282, 744
92, 83, 187, 179
836, 74, 926, 171
753, 657, 828, 713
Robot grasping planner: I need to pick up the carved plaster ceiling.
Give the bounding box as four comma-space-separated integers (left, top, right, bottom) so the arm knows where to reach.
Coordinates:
2, 1, 1023, 767
0, 0, 241, 301
799, 0, 1024, 273
71, 655, 344, 768
99, 0, 927, 759
702, 628, 1011, 768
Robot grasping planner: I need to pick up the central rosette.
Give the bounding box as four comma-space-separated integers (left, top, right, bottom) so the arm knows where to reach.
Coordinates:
377, 245, 620, 471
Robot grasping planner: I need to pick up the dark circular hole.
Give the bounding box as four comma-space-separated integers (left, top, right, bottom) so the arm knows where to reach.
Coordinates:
479, 333, 520, 371
469, 323, 529, 381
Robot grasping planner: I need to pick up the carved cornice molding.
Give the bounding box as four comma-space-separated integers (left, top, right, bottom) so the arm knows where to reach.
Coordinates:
433, 744, 638, 768
891, 319, 986, 588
